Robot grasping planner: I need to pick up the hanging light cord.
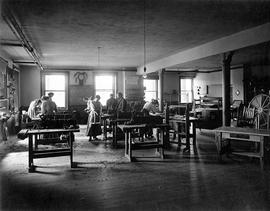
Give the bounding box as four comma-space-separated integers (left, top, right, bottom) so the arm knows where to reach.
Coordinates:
98, 46, 101, 67
143, 0, 146, 72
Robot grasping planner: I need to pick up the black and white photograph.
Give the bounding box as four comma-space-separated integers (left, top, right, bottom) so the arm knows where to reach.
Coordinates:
0, 0, 270, 210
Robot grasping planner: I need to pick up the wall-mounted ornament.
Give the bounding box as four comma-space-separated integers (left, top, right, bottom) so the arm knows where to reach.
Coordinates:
235, 89, 240, 96
74, 72, 88, 85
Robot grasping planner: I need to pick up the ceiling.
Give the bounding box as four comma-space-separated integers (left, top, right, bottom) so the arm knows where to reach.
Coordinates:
1, 0, 270, 72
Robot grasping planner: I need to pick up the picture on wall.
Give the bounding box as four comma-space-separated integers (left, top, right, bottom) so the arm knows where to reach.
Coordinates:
73, 72, 88, 85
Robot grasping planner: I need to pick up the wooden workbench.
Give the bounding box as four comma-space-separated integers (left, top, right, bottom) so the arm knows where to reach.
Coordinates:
118, 123, 169, 161
100, 114, 115, 140
214, 126, 270, 169
19, 128, 80, 172
111, 118, 131, 147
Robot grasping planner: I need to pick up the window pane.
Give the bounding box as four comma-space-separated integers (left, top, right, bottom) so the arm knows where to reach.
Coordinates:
95, 75, 113, 89
181, 78, 192, 90
144, 79, 157, 101
143, 79, 156, 91
180, 91, 192, 103
180, 78, 193, 103
95, 90, 111, 105
145, 91, 156, 102
45, 91, 65, 107
45, 75, 65, 90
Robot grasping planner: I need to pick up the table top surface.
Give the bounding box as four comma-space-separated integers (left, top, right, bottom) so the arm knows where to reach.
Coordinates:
24, 128, 80, 135
101, 114, 115, 119
118, 123, 169, 131
170, 116, 198, 122
31, 117, 42, 121
110, 118, 131, 123
214, 126, 270, 136
118, 124, 147, 130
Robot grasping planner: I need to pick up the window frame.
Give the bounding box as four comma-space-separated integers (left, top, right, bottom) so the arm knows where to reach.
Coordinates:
41, 72, 69, 110
143, 79, 158, 101
94, 73, 117, 105
179, 77, 193, 103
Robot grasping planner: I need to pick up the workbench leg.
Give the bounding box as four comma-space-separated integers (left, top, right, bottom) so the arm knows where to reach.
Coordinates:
103, 120, 107, 140
34, 134, 38, 150
70, 132, 76, 168
260, 138, 264, 170
0, 120, 8, 141
177, 132, 181, 151
192, 122, 196, 147
160, 130, 164, 159
112, 124, 116, 147
28, 135, 35, 172
184, 123, 190, 151
215, 132, 222, 162
128, 132, 132, 162
125, 131, 129, 157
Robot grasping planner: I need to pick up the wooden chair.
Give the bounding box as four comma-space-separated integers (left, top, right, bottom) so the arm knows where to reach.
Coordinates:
169, 103, 195, 151
237, 106, 255, 128
230, 100, 242, 120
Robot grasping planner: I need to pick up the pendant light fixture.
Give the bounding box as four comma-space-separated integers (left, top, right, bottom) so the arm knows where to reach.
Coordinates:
97, 46, 101, 68
143, 0, 147, 79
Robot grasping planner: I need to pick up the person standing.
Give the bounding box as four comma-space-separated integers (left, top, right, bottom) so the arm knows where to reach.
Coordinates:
27, 98, 42, 119
106, 93, 117, 114
85, 95, 102, 141
47, 92, 57, 114
40, 95, 50, 115
116, 92, 127, 112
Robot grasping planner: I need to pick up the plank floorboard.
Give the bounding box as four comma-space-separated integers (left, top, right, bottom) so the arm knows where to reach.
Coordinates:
1, 128, 270, 210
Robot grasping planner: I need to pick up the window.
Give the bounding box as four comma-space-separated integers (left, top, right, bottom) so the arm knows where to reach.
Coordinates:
95, 75, 115, 105
180, 78, 193, 103
43, 74, 68, 109
143, 79, 158, 102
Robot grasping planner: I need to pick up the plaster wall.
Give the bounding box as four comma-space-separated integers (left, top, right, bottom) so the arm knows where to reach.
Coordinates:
193, 68, 244, 102
19, 67, 132, 107
20, 66, 41, 107
163, 72, 179, 103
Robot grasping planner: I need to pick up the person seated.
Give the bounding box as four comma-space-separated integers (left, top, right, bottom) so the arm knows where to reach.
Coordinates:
106, 93, 117, 114
27, 98, 42, 119
142, 99, 160, 116
141, 99, 160, 138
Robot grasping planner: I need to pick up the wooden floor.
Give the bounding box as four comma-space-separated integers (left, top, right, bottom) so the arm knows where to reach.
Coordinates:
1, 127, 270, 210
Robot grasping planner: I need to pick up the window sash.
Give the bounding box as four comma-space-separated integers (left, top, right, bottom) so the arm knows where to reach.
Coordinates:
42, 73, 68, 109
179, 78, 193, 103
144, 79, 158, 101
94, 74, 116, 105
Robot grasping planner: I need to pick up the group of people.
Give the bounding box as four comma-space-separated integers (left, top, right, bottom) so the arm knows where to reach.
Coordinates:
28, 90, 160, 142
85, 92, 127, 141
27, 92, 57, 119
85, 92, 161, 141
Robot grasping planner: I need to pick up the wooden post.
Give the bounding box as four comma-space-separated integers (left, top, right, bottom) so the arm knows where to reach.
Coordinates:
222, 52, 234, 126
158, 69, 165, 112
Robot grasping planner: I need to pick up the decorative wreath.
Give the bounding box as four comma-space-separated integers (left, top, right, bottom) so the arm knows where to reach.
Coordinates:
74, 72, 88, 85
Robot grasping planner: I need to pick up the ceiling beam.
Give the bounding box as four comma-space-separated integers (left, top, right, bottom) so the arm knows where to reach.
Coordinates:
137, 22, 270, 75
2, 7, 44, 71
0, 40, 25, 47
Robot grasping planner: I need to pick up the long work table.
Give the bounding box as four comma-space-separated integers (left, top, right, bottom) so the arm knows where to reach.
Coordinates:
118, 123, 169, 161
19, 128, 80, 172
214, 126, 270, 169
